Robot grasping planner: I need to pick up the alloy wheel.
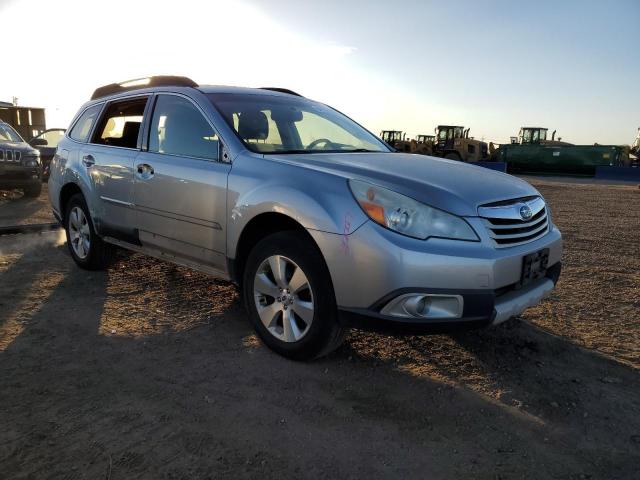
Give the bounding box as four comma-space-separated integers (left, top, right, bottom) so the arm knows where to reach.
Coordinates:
68, 206, 91, 259
253, 255, 314, 342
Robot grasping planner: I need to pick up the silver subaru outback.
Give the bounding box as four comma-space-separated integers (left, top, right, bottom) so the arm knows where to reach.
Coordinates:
48, 76, 562, 359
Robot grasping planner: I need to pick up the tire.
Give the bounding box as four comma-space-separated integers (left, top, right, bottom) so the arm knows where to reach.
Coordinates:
242, 231, 345, 360
64, 193, 113, 270
22, 183, 42, 198
444, 152, 462, 161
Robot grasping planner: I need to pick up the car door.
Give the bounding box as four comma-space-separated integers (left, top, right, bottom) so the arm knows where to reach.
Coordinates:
81, 96, 150, 241
133, 93, 231, 271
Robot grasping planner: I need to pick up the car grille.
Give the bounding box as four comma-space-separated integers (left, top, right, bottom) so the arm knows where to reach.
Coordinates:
478, 196, 549, 248
0, 150, 21, 162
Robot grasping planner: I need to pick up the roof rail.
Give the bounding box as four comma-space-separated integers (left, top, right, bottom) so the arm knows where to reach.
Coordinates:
260, 87, 303, 97
91, 76, 198, 100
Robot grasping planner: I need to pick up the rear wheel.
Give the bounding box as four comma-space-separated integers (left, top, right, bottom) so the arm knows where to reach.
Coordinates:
242, 231, 345, 360
22, 183, 42, 198
444, 152, 462, 161
64, 193, 113, 270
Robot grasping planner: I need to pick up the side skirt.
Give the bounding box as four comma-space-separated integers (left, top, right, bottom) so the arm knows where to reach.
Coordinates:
102, 236, 231, 281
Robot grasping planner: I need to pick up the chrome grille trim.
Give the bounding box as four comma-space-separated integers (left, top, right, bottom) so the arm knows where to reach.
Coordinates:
0, 150, 23, 162
479, 196, 549, 248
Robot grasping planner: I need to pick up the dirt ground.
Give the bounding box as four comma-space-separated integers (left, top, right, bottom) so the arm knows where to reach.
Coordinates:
0, 178, 638, 479
0, 185, 56, 227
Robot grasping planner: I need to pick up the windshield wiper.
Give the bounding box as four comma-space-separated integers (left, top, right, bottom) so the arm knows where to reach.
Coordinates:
261, 148, 383, 155
341, 148, 379, 152
274, 149, 320, 154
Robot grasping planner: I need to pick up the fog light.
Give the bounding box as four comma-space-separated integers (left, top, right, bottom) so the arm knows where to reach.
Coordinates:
402, 295, 430, 316
381, 293, 463, 319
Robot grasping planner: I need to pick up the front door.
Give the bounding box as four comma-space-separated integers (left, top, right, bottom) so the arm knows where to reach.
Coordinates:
134, 94, 230, 271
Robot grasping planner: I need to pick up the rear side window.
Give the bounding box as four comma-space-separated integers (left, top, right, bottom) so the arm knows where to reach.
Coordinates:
91, 97, 148, 149
149, 95, 219, 161
69, 104, 102, 142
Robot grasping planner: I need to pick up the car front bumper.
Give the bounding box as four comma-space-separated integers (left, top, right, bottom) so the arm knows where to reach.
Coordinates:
0, 164, 42, 189
309, 219, 562, 333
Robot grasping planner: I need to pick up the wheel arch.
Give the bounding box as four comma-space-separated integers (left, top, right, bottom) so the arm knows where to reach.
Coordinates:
229, 212, 323, 286
59, 182, 84, 222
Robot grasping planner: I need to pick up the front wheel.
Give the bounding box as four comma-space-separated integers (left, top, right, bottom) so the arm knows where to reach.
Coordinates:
64, 193, 113, 270
242, 231, 345, 360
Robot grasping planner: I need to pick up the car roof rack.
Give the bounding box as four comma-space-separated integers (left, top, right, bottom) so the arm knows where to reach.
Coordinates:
91, 76, 198, 100
260, 87, 303, 97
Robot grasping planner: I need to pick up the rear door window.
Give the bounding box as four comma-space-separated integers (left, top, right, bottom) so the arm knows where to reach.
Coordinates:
91, 97, 148, 149
69, 104, 102, 142
148, 95, 219, 161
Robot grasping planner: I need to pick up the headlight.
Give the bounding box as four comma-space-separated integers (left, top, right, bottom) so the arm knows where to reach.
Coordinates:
23, 155, 40, 167
349, 179, 478, 241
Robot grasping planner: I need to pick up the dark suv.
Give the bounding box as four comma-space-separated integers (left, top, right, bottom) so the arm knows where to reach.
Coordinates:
0, 120, 42, 197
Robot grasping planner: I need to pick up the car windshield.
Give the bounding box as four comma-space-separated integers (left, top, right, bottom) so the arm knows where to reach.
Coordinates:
208, 93, 390, 154
0, 123, 23, 143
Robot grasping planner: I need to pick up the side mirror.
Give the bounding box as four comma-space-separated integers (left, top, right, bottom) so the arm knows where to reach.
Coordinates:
30, 138, 48, 147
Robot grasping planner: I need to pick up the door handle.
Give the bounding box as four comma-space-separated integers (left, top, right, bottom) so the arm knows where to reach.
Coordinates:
82, 154, 95, 167
136, 163, 154, 179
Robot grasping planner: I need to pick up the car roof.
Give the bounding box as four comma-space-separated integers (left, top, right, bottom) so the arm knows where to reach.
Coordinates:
196, 85, 302, 97
88, 76, 304, 103
86, 85, 305, 108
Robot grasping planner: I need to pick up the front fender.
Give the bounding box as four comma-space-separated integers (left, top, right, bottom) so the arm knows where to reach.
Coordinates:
226, 160, 368, 259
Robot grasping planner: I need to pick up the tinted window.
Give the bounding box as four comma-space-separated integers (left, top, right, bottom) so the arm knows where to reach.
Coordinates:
69, 104, 102, 142
92, 98, 147, 149
0, 123, 23, 143
149, 95, 219, 161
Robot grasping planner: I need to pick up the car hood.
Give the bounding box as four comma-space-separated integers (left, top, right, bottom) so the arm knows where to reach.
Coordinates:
268, 152, 540, 217
0, 141, 38, 155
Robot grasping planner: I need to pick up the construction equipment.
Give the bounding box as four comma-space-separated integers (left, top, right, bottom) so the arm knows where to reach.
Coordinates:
432, 125, 489, 162
380, 130, 413, 152
411, 134, 435, 155
416, 134, 435, 144
494, 126, 630, 174
514, 127, 571, 146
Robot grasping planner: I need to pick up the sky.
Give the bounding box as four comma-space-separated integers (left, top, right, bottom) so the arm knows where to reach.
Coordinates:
0, 0, 638, 145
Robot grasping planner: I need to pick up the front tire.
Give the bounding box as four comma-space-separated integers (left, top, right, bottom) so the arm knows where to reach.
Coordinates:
242, 231, 345, 360
64, 193, 113, 270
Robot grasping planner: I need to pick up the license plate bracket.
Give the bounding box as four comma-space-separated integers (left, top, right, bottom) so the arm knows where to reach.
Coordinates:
519, 248, 549, 288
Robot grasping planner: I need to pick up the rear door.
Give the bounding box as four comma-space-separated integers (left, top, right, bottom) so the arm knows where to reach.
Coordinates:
133, 93, 231, 271
82, 96, 150, 240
